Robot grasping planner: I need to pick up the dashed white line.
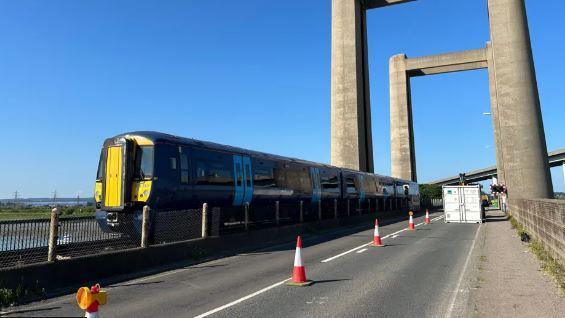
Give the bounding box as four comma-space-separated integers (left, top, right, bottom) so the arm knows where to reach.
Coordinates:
431, 215, 444, 222
196, 213, 446, 317
320, 242, 372, 262
321, 214, 445, 263
194, 277, 291, 318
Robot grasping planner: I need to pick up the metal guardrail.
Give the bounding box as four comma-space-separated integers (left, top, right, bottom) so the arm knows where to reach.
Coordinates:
0, 199, 428, 269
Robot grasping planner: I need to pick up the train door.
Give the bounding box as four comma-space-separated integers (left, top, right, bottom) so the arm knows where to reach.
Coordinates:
310, 167, 321, 203
242, 156, 253, 204
104, 146, 123, 208
103, 139, 134, 210
358, 175, 366, 202
233, 155, 253, 205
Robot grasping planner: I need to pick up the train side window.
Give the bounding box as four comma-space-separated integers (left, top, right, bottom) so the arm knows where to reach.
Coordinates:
195, 159, 234, 186
96, 151, 104, 180
254, 168, 275, 188
321, 173, 339, 190
346, 177, 356, 193
169, 157, 177, 170
180, 154, 189, 184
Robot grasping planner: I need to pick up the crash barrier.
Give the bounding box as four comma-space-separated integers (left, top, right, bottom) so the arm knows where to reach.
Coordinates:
509, 198, 565, 267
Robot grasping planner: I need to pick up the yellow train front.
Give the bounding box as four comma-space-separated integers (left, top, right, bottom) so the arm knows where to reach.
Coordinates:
94, 133, 155, 233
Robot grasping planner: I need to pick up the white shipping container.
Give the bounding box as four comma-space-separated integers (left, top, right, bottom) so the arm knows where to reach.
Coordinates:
443, 185, 484, 223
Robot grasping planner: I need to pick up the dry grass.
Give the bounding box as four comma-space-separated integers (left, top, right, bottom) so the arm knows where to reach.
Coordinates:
508, 215, 565, 294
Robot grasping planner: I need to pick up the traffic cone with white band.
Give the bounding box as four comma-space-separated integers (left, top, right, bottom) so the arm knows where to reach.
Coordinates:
425, 209, 430, 224
287, 236, 313, 286
408, 211, 415, 230
373, 219, 384, 247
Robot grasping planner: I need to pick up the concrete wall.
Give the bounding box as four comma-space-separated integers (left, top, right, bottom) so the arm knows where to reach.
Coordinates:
509, 199, 565, 267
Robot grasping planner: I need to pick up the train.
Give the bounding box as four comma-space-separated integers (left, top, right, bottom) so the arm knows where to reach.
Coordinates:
94, 131, 420, 232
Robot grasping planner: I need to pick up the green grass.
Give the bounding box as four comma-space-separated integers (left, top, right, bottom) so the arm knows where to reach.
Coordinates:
529, 240, 565, 292
0, 283, 45, 308
0, 206, 95, 220
0, 287, 19, 308
509, 214, 565, 293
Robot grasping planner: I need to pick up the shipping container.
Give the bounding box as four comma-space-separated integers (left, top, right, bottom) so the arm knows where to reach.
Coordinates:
442, 185, 484, 223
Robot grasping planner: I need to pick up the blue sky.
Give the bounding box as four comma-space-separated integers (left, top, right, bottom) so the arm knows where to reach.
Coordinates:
0, 0, 563, 198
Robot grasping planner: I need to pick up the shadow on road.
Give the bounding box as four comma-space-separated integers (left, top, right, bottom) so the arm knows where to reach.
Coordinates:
1, 306, 61, 316
312, 279, 351, 285
484, 213, 508, 223
112, 280, 165, 288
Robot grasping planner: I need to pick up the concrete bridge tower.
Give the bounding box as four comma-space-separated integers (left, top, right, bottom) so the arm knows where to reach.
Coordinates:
486, 0, 553, 198
331, 0, 414, 173
331, 0, 553, 199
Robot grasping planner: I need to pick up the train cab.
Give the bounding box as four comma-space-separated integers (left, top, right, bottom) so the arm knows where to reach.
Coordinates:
94, 134, 155, 230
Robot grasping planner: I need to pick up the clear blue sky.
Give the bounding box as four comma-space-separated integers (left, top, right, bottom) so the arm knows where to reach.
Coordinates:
0, 0, 563, 198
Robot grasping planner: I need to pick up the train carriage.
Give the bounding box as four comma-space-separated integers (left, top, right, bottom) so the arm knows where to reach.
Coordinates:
94, 132, 420, 233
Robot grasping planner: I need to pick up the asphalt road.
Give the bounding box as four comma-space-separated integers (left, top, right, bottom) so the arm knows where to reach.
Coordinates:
2, 212, 481, 318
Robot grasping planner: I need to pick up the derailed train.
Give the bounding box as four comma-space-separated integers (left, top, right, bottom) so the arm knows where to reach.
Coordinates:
94, 132, 420, 232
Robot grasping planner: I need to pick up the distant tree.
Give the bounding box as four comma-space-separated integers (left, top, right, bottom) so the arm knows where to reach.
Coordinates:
419, 184, 443, 200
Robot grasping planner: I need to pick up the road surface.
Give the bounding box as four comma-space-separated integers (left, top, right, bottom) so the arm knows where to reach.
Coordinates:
2, 212, 480, 317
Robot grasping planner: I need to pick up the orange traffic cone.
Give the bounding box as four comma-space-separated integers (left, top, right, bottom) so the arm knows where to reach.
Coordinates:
425, 209, 430, 224
287, 236, 313, 286
373, 219, 384, 247
408, 211, 415, 230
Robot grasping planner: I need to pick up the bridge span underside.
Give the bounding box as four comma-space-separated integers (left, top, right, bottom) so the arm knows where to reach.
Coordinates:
429, 149, 565, 186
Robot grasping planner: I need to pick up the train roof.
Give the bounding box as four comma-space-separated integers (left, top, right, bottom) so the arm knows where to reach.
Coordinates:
109, 131, 414, 183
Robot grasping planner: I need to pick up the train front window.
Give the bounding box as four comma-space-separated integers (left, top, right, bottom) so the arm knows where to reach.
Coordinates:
135, 146, 154, 179
96, 151, 104, 180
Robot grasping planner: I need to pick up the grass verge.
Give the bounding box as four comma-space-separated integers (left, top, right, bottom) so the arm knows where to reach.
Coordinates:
508, 214, 565, 293
0, 283, 45, 309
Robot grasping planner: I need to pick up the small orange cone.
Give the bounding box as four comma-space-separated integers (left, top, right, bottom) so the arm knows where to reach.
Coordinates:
408, 211, 415, 230
373, 219, 384, 247
287, 236, 313, 286
425, 209, 430, 224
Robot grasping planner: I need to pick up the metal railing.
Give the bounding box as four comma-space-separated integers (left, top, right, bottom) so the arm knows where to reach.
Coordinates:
1, 198, 427, 269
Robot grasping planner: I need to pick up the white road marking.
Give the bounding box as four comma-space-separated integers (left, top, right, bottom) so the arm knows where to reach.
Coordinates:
195, 213, 447, 316
321, 216, 438, 263
193, 277, 290, 318
320, 242, 372, 262
445, 223, 481, 318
